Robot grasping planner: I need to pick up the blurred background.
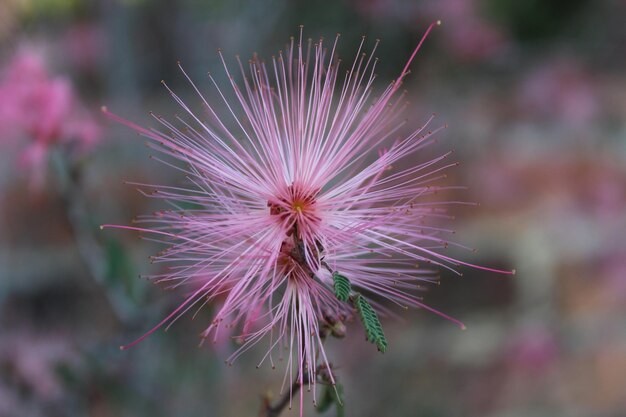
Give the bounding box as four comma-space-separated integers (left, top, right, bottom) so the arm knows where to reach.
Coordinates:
1, 0, 625, 416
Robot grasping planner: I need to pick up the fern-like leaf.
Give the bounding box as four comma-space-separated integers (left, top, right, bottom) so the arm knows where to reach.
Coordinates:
332, 272, 351, 302
353, 294, 388, 353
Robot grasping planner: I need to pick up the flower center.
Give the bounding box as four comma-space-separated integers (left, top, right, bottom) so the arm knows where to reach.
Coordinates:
267, 183, 320, 233
269, 183, 324, 277
292, 200, 305, 213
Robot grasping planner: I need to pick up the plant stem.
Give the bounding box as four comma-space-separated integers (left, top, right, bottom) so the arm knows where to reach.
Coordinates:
260, 376, 305, 417
52, 151, 135, 323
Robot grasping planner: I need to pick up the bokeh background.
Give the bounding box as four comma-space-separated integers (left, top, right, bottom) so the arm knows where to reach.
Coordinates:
1, 0, 625, 416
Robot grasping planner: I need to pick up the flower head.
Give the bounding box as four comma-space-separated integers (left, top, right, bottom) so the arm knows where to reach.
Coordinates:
103, 22, 513, 413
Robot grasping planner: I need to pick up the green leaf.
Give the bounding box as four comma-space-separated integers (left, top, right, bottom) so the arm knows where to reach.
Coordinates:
353, 294, 388, 353
316, 384, 345, 416
334, 384, 345, 417
105, 238, 137, 298
332, 272, 351, 302
316, 385, 334, 413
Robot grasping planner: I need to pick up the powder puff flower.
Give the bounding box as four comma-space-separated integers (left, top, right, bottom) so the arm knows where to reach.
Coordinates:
103, 22, 513, 413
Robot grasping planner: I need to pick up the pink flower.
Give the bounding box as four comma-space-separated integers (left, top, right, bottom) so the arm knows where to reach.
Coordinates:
0, 47, 101, 188
62, 23, 107, 73
0, 330, 78, 402
349, 0, 509, 62
103, 23, 513, 413
506, 326, 559, 373
429, 0, 508, 61
518, 57, 599, 125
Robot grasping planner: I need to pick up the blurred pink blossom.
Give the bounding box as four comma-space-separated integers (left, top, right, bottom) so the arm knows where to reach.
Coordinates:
0, 330, 77, 402
350, 0, 509, 62
506, 326, 559, 373
426, 0, 508, 61
518, 57, 599, 126
62, 23, 107, 73
0, 47, 101, 188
